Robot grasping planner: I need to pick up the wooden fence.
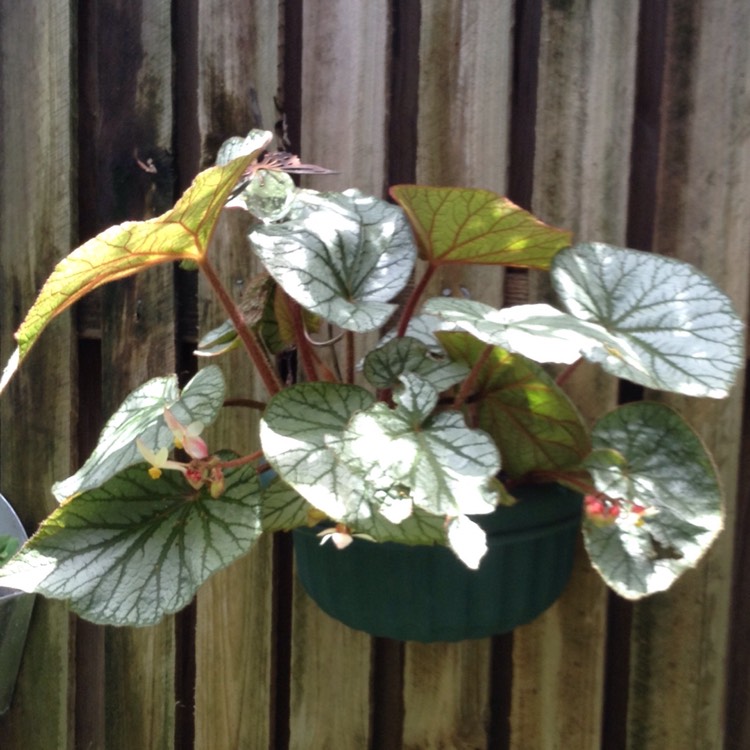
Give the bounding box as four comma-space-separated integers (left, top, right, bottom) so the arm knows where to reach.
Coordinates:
1, 1, 749, 747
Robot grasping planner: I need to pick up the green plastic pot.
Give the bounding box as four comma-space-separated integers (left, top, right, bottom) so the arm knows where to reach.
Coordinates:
293, 485, 582, 642
0, 493, 34, 714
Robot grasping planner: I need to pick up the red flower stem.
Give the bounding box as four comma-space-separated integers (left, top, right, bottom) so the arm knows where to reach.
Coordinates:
397, 263, 436, 338
555, 356, 583, 387
199, 257, 283, 396
218, 449, 264, 470
453, 343, 493, 409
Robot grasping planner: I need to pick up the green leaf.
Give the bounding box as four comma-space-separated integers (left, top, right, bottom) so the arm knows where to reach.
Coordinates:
347, 507, 447, 546
52, 366, 225, 502
259, 382, 376, 519
0, 535, 20, 567
239, 170, 297, 222
340, 373, 500, 519
194, 319, 241, 358
249, 189, 417, 332
582, 401, 723, 598
363, 336, 469, 391
438, 331, 590, 478
424, 297, 601, 364
261, 478, 316, 532
0, 458, 263, 625
390, 185, 572, 269
216, 130, 271, 165
0, 132, 271, 394
551, 243, 745, 397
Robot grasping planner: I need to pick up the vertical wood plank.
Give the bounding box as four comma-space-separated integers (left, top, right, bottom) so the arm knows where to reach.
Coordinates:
402, 3, 514, 748
79, 3, 178, 748
286, 4, 391, 747
626, 2, 750, 747
510, 3, 640, 749
191, 3, 281, 748
0, 4, 75, 746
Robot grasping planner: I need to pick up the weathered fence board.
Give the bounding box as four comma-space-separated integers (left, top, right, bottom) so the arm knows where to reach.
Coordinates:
400, 4, 515, 748
190, 3, 282, 749
510, 3, 640, 749
626, 2, 750, 747
287, 5, 392, 747
0, 2, 749, 748
75, 2, 178, 748
0, 3, 75, 748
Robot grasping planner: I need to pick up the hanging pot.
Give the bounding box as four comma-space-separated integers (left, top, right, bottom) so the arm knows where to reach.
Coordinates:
0, 493, 35, 714
293, 484, 582, 642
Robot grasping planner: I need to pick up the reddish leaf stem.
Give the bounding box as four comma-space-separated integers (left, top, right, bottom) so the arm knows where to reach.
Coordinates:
396, 263, 436, 337
555, 356, 583, 387
199, 257, 283, 396
453, 343, 494, 410
287, 293, 320, 382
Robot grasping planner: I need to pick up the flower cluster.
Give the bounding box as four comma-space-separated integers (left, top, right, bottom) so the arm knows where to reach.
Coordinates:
136, 409, 225, 498
583, 494, 652, 528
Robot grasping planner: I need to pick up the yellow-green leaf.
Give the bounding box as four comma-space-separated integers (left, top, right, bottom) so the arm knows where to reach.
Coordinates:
1, 131, 270, 394
390, 185, 571, 269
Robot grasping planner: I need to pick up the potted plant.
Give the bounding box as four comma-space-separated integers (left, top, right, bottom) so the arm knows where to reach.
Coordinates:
0, 130, 743, 642
0, 494, 34, 713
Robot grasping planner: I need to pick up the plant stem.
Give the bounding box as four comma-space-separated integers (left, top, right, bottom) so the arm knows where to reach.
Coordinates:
555, 356, 583, 387
287, 293, 320, 382
397, 263, 436, 337
223, 398, 267, 410
218, 449, 264, 470
199, 257, 283, 396
453, 343, 493, 409
345, 330, 355, 384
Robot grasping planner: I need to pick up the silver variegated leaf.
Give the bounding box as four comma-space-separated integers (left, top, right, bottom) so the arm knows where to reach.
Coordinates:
249, 190, 417, 332
52, 366, 225, 502
583, 401, 723, 598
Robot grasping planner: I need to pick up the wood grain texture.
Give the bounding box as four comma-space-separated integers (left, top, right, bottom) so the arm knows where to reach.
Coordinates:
0, 2, 75, 746
92, 0, 175, 750
286, 4, 391, 746
192, 4, 281, 748
194, 213, 276, 750
400, 4, 515, 748
626, 2, 750, 747
511, 3, 640, 749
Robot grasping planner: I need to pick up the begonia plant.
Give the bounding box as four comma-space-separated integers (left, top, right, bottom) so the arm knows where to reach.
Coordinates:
0, 129, 743, 626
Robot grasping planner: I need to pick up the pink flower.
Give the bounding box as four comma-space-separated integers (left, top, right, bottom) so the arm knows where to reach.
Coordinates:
318, 523, 355, 550
163, 408, 208, 459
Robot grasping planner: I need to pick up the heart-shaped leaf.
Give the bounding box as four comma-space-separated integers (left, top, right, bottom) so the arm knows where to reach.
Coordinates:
52, 366, 225, 502
249, 189, 417, 332
0, 458, 263, 626
390, 185, 572, 269
582, 401, 723, 598
551, 243, 745, 397
340, 373, 500, 519
0, 132, 271, 394
362, 336, 469, 391
259, 382, 376, 519
438, 331, 590, 478
425, 297, 605, 364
